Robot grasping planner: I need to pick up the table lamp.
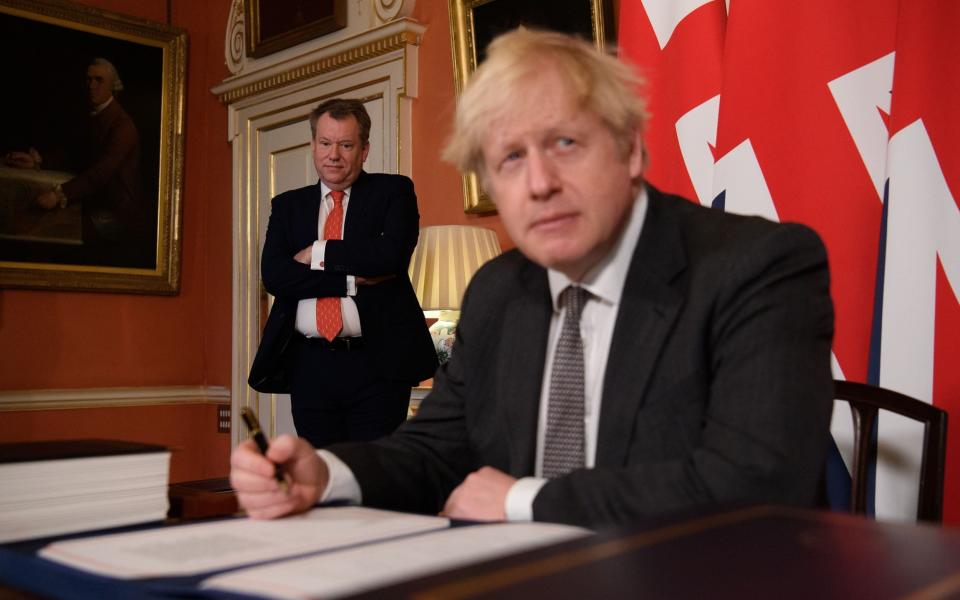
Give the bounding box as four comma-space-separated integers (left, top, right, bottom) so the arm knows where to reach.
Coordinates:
408, 225, 502, 362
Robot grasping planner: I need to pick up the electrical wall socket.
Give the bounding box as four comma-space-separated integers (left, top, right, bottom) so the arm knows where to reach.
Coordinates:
217, 406, 231, 433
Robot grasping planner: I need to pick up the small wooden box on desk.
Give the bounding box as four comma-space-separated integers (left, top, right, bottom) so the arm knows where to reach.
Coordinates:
167, 477, 238, 521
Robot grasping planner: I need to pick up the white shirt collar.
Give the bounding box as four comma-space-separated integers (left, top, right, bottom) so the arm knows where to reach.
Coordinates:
319, 181, 352, 203
91, 96, 114, 116
547, 185, 649, 312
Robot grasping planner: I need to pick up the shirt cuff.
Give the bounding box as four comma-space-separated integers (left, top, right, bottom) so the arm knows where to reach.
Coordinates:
317, 449, 362, 504
311, 240, 326, 270
505, 477, 548, 521
346, 276, 356, 296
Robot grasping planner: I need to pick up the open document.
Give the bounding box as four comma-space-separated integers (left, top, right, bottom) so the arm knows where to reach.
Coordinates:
201, 521, 590, 600
39, 506, 449, 578
37, 505, 591, 599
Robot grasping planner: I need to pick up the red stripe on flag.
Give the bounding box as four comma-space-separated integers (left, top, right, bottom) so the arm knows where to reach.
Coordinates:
618, 1, 725, 202
714, 0, 898, 383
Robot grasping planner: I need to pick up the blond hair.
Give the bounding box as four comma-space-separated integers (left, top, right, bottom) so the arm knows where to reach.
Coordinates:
443, 28, 647, 177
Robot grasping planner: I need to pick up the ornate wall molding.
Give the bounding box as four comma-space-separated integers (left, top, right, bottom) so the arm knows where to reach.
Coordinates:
0, 386, 230, 412
214, 26, 421, 104
374, 0, 416, 22
225, 0, 245, 75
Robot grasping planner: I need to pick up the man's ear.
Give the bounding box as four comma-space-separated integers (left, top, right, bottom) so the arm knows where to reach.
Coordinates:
627, 127, 644, 180
361, 142, 371, 163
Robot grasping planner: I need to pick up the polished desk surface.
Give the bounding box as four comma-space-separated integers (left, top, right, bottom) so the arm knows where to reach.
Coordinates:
2, 505, 960, 599
346, 506, 960, 600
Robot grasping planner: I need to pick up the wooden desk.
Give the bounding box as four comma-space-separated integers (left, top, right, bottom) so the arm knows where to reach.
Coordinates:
345, 506, 960, 600
3, 506, 960, 599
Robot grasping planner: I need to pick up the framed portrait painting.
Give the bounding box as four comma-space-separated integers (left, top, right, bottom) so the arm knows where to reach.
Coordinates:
0, 0, 186, 294
449, 0, 615, 213
245, 0, 347, 58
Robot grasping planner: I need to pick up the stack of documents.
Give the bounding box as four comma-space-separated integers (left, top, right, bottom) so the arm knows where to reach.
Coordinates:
0, 439, 171, 543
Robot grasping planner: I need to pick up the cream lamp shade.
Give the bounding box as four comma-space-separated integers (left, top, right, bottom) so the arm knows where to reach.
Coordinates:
408, 225, 502, 315
408, 225, 502, 361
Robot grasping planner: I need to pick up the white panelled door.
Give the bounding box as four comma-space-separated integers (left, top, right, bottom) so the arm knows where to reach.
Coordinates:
254, 98, 388, 437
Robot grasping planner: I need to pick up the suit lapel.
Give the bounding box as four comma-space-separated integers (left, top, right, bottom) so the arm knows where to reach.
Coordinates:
296, 182, 323, 247
343, 171, 367, 239
596, 188, 687, 467
500, 262, 552, 475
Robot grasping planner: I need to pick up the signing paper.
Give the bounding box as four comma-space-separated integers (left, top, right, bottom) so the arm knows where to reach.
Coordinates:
39, 506, 449, 578
202, 522, 591, 600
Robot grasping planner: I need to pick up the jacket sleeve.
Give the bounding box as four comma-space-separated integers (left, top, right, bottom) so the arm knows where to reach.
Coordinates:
322, 176, 420, 277
61, 113, 138, 200
260, 192, 347, 301
325, 261, 492, 514
531, 223, 835, 527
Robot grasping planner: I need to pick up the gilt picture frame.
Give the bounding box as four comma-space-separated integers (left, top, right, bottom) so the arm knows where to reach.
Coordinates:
0, 0, 186, 294
245, 0, 347, 58
448, 0, 615, 213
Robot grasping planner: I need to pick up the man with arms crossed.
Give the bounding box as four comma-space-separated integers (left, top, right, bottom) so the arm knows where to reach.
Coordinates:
233, 30, 834, 528
248, 98, 437, 447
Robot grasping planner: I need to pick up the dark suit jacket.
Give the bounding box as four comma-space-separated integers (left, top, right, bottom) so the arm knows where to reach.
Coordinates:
248, 171, 438, 393
329, 185, 835, 528
62, 98, 142, 216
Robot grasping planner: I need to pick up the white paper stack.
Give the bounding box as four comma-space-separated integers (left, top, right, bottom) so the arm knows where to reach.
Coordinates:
0, 440, 170, 543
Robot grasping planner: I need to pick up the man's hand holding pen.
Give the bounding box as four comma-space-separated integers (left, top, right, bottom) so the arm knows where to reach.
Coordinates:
230, 433, 329, 519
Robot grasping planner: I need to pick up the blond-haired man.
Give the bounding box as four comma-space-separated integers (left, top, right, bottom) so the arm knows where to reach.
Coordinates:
230, 29, 834, 528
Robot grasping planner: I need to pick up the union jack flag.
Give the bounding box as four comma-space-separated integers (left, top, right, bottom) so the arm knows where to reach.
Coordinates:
619, 0, 960, 523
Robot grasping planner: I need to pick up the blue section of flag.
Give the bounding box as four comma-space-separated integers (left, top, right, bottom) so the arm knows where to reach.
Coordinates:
868, 180, 890, 388
822, 179, 890, 517
824, 438, 852, 510
860, 178, 893, 517
711, 190, 726, 211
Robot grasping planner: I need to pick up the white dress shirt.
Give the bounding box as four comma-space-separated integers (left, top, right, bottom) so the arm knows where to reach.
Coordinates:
504, 188, 648, 519
294, 182, 362, 338
318, 188, 650, 519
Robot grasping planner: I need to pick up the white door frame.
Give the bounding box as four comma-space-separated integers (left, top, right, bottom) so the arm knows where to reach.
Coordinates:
213, 19, 423, 444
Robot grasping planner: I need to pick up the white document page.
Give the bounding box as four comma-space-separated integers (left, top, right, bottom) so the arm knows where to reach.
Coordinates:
202, 522, 591, 600
39, 506, 449, 579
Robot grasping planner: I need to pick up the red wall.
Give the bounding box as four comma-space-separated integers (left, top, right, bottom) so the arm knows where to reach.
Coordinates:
0, 0, 506, 394
0, 0, 235, 482
0, 0, 233, 391
410, 1, 510, 247
0, 0, 501, 483
0, 404, 229, 482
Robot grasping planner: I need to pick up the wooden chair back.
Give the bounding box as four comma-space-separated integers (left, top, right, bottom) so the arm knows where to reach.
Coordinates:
833, 379, 948, 523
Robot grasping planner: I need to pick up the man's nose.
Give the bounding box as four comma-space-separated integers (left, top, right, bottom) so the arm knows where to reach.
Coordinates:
526, 150, 560, 200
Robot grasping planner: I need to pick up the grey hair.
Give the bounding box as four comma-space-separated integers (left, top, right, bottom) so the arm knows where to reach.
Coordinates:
90, 58, 123, 93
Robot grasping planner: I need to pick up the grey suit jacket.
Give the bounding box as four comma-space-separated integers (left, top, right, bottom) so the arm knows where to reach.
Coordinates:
329, 185, 835, 528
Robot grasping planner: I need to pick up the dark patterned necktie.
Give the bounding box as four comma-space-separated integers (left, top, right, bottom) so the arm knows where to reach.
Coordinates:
542, 285, 590, 478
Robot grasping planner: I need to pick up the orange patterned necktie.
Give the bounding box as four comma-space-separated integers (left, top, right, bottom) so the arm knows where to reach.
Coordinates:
315, 190, 345, 341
